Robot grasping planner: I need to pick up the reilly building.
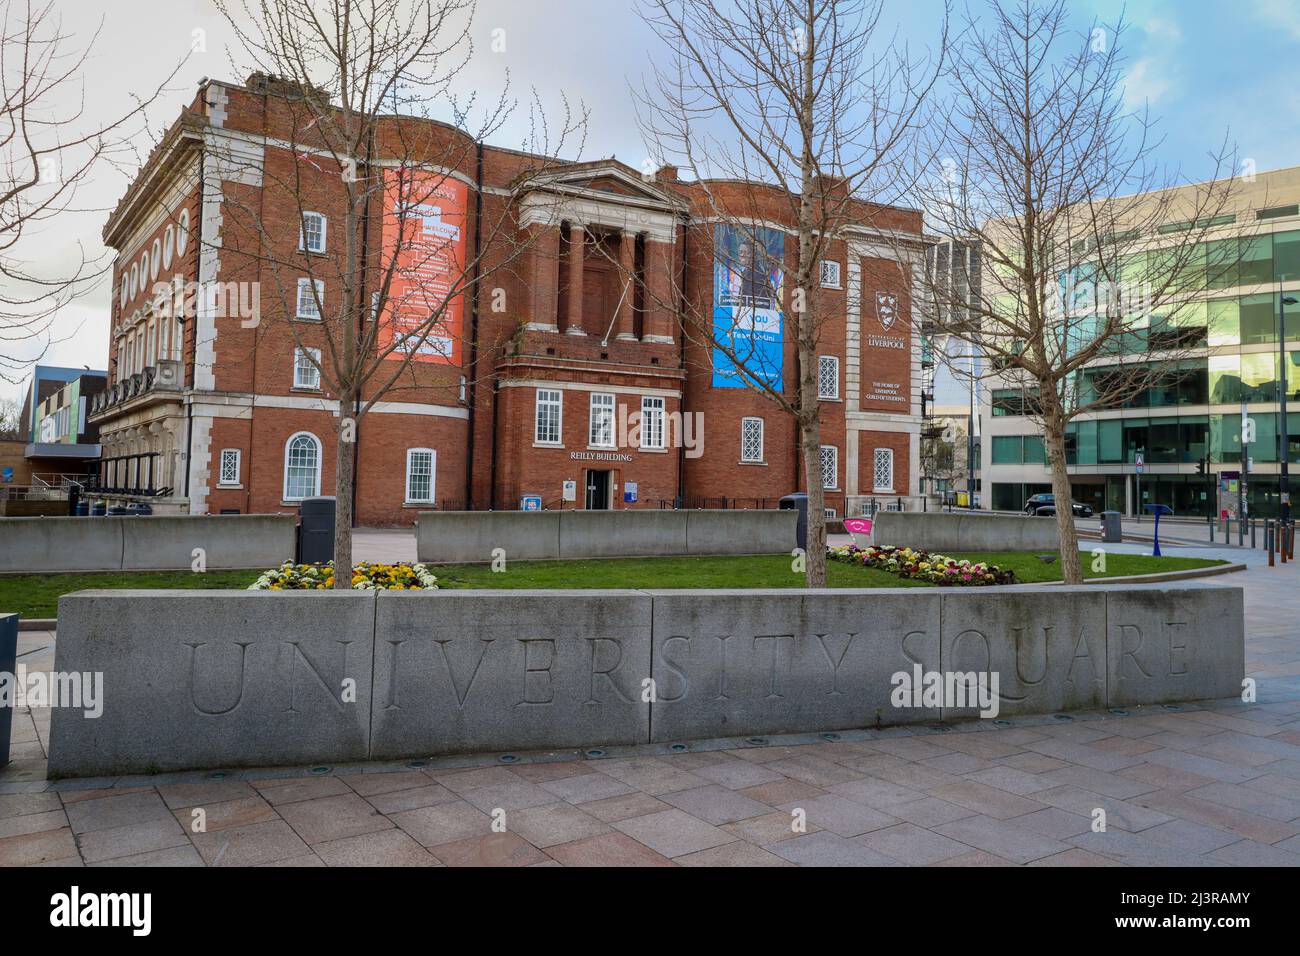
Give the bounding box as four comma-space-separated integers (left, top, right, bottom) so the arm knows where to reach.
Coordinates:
89, 75, 926, 525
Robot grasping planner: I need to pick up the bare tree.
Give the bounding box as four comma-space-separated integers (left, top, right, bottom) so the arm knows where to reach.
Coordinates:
636, 0, 945, 586
908, 0, 1238, 583
0, 393, 21, 438
0, 0, 181, 384
208, 0, 584, 583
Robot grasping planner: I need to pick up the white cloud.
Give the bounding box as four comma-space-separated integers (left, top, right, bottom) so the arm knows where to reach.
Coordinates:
1124, 57, 1171, 109
1253, 0, 1300, 42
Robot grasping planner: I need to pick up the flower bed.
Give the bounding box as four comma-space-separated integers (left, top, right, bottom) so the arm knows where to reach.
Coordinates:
828, 545, 1016, 586
248, 561, 439, 591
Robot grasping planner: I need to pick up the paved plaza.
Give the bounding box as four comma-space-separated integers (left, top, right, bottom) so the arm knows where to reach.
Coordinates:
2, 540, 1298, 867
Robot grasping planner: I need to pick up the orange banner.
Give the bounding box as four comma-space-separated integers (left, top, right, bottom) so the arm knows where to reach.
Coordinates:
378, 169, 468, 364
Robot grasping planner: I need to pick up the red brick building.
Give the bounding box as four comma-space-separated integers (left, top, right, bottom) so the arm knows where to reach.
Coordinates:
89, 76, 927, 525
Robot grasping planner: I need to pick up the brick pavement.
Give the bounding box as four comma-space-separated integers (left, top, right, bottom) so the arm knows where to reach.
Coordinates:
3, 547, 1298, 867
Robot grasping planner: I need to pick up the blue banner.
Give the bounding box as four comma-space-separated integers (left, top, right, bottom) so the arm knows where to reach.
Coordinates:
711, 224, 784, 388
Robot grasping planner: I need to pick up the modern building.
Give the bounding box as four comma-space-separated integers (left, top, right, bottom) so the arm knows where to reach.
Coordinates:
920, 240, 983, 503
980, 165, 1300, 518
88, 74, 928, 524
17, 365, 106, 483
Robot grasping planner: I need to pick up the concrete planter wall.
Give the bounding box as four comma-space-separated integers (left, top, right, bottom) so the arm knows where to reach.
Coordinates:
415, 509, 797, 563
47, 583, 1244, 777
0, 515, 296, 573
871, 512, 1061, 552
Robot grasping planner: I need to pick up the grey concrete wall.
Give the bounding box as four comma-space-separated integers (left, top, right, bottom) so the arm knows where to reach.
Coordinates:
415, 511, 561, 563
415, 510, 793, 563
685, 510, 796, 556
0, 515, 295, 573
871, 511, 1061, 552
47, 591, 375, 777
45, 583, 1245, 776
371, 591, 651, 757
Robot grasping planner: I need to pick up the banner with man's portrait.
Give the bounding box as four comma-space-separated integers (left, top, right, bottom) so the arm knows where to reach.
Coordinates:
711, 224, 785, 389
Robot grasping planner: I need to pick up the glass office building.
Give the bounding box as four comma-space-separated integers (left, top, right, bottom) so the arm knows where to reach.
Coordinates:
980, 166, 1300, 518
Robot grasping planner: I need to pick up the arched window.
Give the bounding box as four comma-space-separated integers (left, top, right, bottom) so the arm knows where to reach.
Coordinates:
283, 432, 322, 501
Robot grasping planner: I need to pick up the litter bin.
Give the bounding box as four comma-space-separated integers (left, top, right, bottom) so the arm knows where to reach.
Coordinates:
106, 505, 130, 516
90, 501, 106, 516
125, 502, 153, 516
1100, 511, 1123, 544
778, 492, 808, 552
298, 496, 336, 565
74, 499, 89, 517
0, 614, 15, 767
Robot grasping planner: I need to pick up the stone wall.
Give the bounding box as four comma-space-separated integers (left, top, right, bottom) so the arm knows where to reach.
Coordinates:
0, 514, 295, 573
870, 511, 1061, 552
415, 509, 797, 563
47, 583, 1245, 776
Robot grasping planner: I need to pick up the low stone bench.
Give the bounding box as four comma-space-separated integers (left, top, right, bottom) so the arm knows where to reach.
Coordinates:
46, 583, 1245, 777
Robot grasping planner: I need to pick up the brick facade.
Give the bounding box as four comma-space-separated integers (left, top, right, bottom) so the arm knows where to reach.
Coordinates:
91, 75, 926, 525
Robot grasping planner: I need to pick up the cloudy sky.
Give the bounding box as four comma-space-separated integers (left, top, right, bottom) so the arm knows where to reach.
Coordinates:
7, 0, 1300, 402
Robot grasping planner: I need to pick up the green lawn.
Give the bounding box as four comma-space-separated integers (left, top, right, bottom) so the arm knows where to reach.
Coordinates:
0, 551, 1229, 619
0, 569, 262, 619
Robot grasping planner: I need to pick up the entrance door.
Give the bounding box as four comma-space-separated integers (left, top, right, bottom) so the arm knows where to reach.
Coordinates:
585, 469, 611, 510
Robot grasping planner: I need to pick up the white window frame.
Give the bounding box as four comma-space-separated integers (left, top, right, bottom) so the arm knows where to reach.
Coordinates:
300, 211, 328, 254
819, 259, 841, 289
818, 355, 840, 400
640, 396, 665, 450
740, 417, 764, 463
589, 392, 616, 449
534, 388, 562, 445
820, 445, 839, 490
296, 277, 324, 320
283, 431, 322, 502
293, 346, 322, 390
873, 447, 895, 492
218, 448, 242, 488
405, 448, 436, 504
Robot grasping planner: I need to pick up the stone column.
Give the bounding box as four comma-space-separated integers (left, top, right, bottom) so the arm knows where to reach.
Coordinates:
565, 223, 586, 335
643, 237, 675, 344
526, 226, 560, 331
615, 230, 637, 341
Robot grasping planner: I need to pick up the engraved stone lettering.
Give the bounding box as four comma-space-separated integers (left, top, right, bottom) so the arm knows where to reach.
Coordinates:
186, 641, 254, 716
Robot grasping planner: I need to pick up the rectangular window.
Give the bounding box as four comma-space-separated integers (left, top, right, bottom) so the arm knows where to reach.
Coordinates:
218, 448, 241, 486
819, 260, 841, 288
640, 396, 665, 449
296, 278, 324, 319
741, 417, 764, 462
589, 393, 615, 448
535, 389, 562, 444
873, 448, 894, 491
820, 445, 838, 490
405, 448, 435, 503
818, 355, 840, 399
300, 212, 327, 253
294, 347, 321, 390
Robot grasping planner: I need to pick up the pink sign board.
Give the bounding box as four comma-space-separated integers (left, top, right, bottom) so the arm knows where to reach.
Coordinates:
842, 518, 873, 536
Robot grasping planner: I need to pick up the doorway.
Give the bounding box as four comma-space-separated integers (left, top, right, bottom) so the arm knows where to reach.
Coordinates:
585, 469, 611, 510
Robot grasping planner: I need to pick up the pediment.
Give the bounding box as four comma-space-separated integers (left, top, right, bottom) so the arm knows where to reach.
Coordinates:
515, 160, 688, 210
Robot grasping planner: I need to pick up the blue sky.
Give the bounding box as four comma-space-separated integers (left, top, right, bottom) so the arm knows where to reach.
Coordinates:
9, 0, 1300, 397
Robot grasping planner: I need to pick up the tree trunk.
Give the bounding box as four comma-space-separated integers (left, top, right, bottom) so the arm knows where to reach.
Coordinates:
801, 413, 828, 587
332, 405, 357, 588
1042, 409, 1083, 584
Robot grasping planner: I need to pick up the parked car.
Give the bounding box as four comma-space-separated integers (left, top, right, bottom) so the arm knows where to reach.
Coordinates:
1023, 493, 1093, 518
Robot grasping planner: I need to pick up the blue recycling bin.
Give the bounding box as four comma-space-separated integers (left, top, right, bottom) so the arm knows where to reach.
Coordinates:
90, 502, 106, 516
